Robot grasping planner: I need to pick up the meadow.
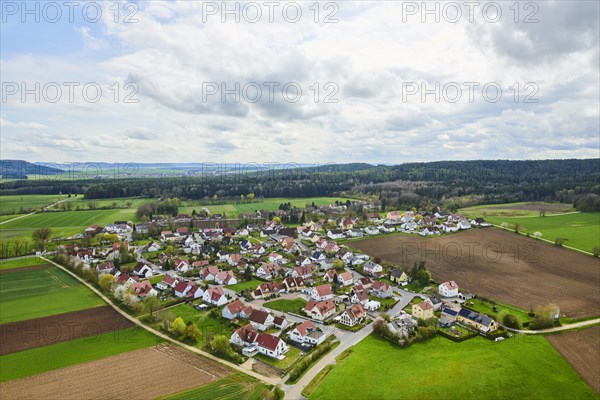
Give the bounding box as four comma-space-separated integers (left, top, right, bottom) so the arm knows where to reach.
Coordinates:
307, 335, 597, 399
156, 304, 234, 346
263, 298, 307, 313
0, 194, 68, 215
0, 327, 163, 382
0, 208, 137, 241
227, 279, 264, 293
0, 266, 104, 323
0, 257, 48, 270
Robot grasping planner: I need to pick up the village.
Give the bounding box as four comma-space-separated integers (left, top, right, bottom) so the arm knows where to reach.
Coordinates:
55, 201, 504, 371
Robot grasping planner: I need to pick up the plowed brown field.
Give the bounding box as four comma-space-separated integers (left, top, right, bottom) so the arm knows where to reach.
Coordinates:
0, 306, 133, 355
0, 344, 231, 400
547, 326, 600, 393
352, 229, 600, 318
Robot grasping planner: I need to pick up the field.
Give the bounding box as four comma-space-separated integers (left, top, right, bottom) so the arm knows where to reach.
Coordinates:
228, 279, 264, 293
162, 373, 270, 400
0, 344, 230, 399
0, 208, 137, 241
307, 334, 597, 399
352, 229, 600, 319
459, 203, 599, 253
0, 194, 67, 215
0, 306, 133, 355
460, 202, 576, 218
0, 266, 105, 323
0, 257, 48, 270
263, 298, 307, 313
0, 326, 163, 382
547, 326, 600, 393
179, 197, 350, 218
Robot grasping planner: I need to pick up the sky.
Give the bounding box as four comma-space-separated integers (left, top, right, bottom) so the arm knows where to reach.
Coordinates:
1, 0, 599, 164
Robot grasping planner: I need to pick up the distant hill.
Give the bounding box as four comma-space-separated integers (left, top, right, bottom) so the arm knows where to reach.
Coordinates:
0, 160, 64, 179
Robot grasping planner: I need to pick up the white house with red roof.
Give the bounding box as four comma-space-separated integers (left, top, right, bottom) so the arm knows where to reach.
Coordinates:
340, 303, 366, 327
303, 299, 336, 321
203, 287, 228, 306
438, 280, 459, 297
131, 280, 157, 299
230, 324, 259, 347
173, 258, 190, 273
173, 282, 194, 298
256, 333, 288, 358
215, 270, 238, 285
337, 271, 354, 287
371, 281, 393, 298
222, 299, 246, 320
309, 284, 334, 301
156, 274, 179, 290
248, 309, 275, 331
289, 321, 326, 345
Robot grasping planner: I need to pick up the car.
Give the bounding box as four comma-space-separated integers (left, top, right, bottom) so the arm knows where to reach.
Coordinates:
494, 337, 505, 342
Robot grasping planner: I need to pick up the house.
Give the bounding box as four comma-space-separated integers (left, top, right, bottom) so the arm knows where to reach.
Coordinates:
337, 271, 354, 286
364, 300, 381, 311
252, 282, 283, 299
281, 237, 299, 253
340, 304, 366, 327
458, 219, 472, 230
364, 227, 380, 235
324, 241, 340, 254
471, 217, 491, 227
248, 309, 275, 331
156, 274, 178, 290
76, 248, 94, 262
371, 281, 393, 298
442, 223, 459, 233
337, 250, 354, 264
456, 308, 498, 332
338, 218, 354, 229
439, 306, 459, 327
273, 316, 288, 329
389, 269, 408, 284
401, 221, 417, 231
347, 228, 363, 238
289, 320, 326, 345
227, 253, 242, 266
350, 285, 369, 304
189, 286, 204, 299
257, 263, 280, 279
412, 301, 434, 320
96, 262, 116, 275
356, 277, 373, 288
363, 261, 383, 277
215, 271, 238, 286
309, 284, 334, 301
130, 280, 157, 299
438, 280, 459, 297
203, 287, 228, 306
311, 251, 326, 262
386, 211, 403, 220
230, 324, 259, 347
425, 294, 443, 311
133, 262, 153, 278
303, 299, 336, 321
174, 281, 194, 298
146, 242, 162, 252
200, 266, 221, 281
327, 230, 344, 240
283, 277, 305, 292
365, 212, 380, 222
256, 333, 288, 358
292, 265, 314, 280
173, 258, 190, 273
388, 313, 418, 337
115, 273, 137, 286
323, 269, 337, 283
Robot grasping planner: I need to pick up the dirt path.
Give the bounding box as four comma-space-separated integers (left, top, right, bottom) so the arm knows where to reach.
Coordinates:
39, 257, 279, 385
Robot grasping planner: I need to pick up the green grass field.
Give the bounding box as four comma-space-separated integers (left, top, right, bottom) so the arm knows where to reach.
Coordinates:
160, 373, 271, 400
263, 298, 307, 313
465, 298, 533, 324
459, 203, 599, 253
0, 194, 68, 215
228, 279, 263, 293
0, 266, 104, 323
307, 335, 597, 400
459, 202, 576, 218
0, 208, 137, 241
0, 257, 48, 270
0, 327, 163, 382
179, 197, 350, 218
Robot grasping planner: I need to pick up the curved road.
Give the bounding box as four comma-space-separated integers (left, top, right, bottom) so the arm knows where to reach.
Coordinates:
503, 318, 600, 334
40, 257, 280, 385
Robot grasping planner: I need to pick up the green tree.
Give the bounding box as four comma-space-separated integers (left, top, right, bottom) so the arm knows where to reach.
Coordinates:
416, 269, 431, 286
142, 296, 161, 321
332, 259, 345, 271
170, 317, 187, 336
185, 323, 201, 342
98, 273, 116, 291
32, 227, 52, 251
244, 265, 253, 281
209, 334, 232, 356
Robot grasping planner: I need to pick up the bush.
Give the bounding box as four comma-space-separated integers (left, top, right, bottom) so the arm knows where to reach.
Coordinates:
288, 341, 334, 382
502, 314, 521, 329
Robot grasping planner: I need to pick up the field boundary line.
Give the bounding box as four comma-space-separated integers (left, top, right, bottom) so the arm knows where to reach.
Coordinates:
503, 318, 600, 334
40, 256, 279, 386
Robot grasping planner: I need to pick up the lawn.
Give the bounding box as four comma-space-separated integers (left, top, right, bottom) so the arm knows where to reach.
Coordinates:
459, 203, 599, 253
0, 326, 163, 382
160, 373, 271, 400
0, 208, 137, 241
465, 298, 533, 325
228, 279, 263, 293
255, 345, 302, 370
0, 257, 48, 270
158, 304, 234, 346
263, 298, 307, 313
459, 202, 576, 218
307, 335, 597, 399
0, 266, 105, 323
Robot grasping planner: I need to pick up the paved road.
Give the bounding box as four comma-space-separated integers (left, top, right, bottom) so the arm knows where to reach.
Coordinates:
281, 322, 374, 399
40, 256, 280, 385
